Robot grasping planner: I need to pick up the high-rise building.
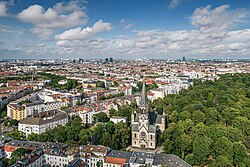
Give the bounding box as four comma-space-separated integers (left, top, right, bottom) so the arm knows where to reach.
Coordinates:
182, 57, 186, 61
105, 58, 109, 63
79, 58, 84, 64
131, 82, 165, 149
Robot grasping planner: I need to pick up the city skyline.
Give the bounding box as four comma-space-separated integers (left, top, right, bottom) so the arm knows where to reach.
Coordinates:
0, 0, 250, 59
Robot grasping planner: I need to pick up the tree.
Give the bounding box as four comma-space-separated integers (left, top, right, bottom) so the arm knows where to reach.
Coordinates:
111, 122, 130, 150
176, 134, 192, 159
192, 110, 205, 124
232, 142, 247, 166
232, 116, 250, 136
92, 124, 104, 144
0, 110, 7, 118
110, 105, 133, 122
9, 119, 18, 126
76, 100, 81, 106
209, 156, 233, 167
38, 132, 51, 142
193, 136, 212, 165
213, 136, 233, 158
93, 112, 109, 124
65, 116, 82, 142
10, 148, 28, 165
207, 92, 215, 107
26, 133, 39, 141
54, 125, 66, 142
11, 148, 27, 159
178, 111, 191, 121
8, 128, 24, 140
79, 129, 92, 145
99, 96, 106, 100
205, 108, 219, 125
0, 158, 8, 167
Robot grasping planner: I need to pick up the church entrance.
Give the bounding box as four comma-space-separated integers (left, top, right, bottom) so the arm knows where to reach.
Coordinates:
140, 144, 145, 149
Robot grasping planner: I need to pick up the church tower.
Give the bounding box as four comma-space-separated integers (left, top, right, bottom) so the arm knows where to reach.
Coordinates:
131, 82, 166, 149
139, 82, 149, 128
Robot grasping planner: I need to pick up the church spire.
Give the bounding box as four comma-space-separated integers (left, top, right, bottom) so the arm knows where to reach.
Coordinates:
140, 82, 148, 107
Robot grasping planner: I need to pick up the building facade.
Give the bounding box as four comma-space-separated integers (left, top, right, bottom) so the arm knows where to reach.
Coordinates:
131, 83, 165, 149
18, 110, 68, 136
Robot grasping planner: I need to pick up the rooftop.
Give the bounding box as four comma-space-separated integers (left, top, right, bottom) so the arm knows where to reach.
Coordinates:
19, 110, 68, 125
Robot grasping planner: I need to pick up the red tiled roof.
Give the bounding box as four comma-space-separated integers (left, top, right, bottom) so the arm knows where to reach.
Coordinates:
105, 157, 126, 165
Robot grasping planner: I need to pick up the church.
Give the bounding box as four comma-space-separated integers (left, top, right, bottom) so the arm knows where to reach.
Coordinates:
131, 82, 166, 149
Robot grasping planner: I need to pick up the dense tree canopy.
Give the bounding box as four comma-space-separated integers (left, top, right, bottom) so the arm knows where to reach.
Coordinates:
26, 115, 130, 150
92, 112, 110, 124
158, 74, 250, 166
38, 72, 80, 90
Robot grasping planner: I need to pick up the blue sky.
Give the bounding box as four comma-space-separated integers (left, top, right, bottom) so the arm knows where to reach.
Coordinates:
0, 0, 250, 59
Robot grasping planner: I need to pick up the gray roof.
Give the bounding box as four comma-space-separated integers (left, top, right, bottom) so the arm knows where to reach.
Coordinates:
129, 152, 154, 164
153, 154, 192, 167
24, 101, 44, 107
19, 110, 68, 125
106, 150, 132, 160
6, 140, 43, 149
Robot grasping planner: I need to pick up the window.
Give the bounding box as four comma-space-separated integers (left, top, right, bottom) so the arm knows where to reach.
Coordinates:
134, 133, 136, 138
150, 135, 153, 140
135, 141, 136, 145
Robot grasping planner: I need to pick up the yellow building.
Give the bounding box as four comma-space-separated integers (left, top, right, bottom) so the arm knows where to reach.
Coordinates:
7, 104, 26, 121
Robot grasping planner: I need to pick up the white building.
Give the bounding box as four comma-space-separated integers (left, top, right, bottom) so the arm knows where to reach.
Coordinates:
58, 80, 68, 85
110, 116, 127, 124
80, 145, 110, 167
18, 110, 68, 136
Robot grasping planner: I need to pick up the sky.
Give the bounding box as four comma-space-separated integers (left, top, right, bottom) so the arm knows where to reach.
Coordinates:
0, 0, 250, 59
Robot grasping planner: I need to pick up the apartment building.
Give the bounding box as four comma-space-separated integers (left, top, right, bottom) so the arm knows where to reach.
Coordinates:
80, 145, 110, 167
18, 110, 68, 136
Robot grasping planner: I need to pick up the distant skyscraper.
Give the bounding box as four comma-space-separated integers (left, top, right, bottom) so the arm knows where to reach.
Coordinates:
182, 57, 186, 61
109, 57, 113, 63
105, 58, 109, 63
79, 58, 84, 64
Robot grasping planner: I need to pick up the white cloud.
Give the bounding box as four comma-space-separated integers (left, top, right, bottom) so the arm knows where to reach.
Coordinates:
1, 4, 250, 59
169, 0, 181, 9
31, 28, 53, 40
120, 19, 133, 29
0, 1, 7, 16
192, 4, 248, 36
55, 20, 112, 40
17, 1, 87, 29
16, 0, 87, 38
